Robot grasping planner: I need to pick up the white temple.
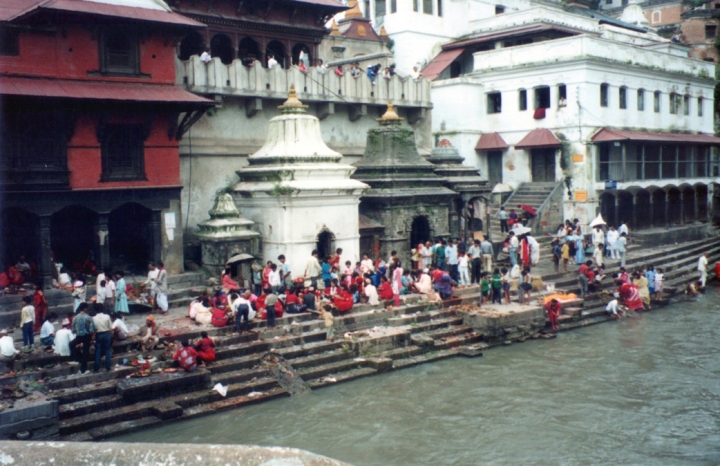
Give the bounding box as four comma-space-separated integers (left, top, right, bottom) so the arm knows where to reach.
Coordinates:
233, 86, 369, 271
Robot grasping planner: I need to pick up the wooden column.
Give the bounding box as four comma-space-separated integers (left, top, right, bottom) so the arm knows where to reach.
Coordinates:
39, 215, 53, 289
151, 210, 162, 264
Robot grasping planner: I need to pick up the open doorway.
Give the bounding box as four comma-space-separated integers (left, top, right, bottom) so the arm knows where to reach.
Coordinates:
316, 229, 334, 260
410, 216, 431, 249
109, 203, 153, 273
51, 206, 98, 274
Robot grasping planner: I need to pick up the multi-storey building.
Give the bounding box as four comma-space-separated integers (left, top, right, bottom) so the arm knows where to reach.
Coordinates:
428, 3, 719, 231
0, 0, 211, 283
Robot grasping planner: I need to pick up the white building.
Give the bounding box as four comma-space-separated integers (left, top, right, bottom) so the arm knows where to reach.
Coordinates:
425, 3, 719, 231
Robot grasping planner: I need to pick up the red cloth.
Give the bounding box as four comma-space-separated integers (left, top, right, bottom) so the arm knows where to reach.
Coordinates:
7, 267, 23, 285
211, 308, 228, 327
521, 239, 530, 267
33, 290, 48, 333
715, 262, 720, 278
578, 264, 588, 276
354, 276, 364, 293
618, 283, 644, 311
332, 290, 354, 313
173, 346, 198, 372
377, 282, 394, 301
323, 286, 338, 297
0, 273, 8, 288
195, 337, 216, 363
285, 293, 299, 305
262, 267, 271, 288
329, 254, 341, 268
533, 107, 546, 119
431, 269, 443, 283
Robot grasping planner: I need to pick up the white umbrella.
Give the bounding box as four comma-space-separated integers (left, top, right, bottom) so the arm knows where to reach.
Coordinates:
589, 214, 606, 228
514, 226, 532, 235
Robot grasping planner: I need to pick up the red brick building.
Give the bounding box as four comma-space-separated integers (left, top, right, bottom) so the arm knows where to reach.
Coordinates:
0, 0, 212, 284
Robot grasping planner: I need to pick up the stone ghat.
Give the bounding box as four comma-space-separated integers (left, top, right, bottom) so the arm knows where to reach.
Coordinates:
0, 236, 718, 441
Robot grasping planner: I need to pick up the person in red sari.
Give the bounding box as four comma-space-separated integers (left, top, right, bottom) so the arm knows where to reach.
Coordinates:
33, 283, 48, 333
544, 298, 562, 332
262, 261, 273, 290
615, 279, 644, 311
521, 237, 530, 268
211, 306, 229, 327
377, 276, 394, 301
7, 266, 24, 286
329, 248, 342, 269
173, 340, 198, 372
221, 265, 239, 291
194, 331, 216, 366
331, 284, 354, 313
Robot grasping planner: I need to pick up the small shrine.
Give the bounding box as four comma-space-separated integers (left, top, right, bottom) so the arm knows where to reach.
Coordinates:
196, 192, 260, 278
428, 139, 491, 238
352, 102, 455, 265
234, 86, 368, 269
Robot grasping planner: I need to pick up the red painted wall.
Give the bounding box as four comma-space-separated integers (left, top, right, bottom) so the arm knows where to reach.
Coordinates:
67, 114, 181, 190
0, 27, 175, 83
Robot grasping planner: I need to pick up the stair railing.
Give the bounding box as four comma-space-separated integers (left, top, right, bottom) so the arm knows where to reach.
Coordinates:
530, 180, 564, 235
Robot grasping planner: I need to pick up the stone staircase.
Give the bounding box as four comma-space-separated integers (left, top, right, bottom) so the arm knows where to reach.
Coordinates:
4, 301, 485, 441
487, 182, 558, 241
1, 236, 717, 441
0, 272, 205, 329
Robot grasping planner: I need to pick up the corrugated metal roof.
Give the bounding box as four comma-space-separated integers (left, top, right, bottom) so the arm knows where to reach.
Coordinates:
3, 0, 205, 26
0, 75, 213, 105
475, 132, 509, 151
591, 128, 720, 144
290, 0, 347, 8
422, 48, 464, 81
441, 23, 585, 51
515, 128, 561, 149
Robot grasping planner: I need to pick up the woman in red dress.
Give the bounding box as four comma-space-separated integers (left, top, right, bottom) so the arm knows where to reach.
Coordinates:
331, 285, 354, 313
616, 280, 644, 311
544, 299, 561, 332
33, 283, 48, 333
173, 340, 199, 372
377, 276, 394, 301
262, 261, 273, 289
194, 331, 216, 366
521, 237, 530, 268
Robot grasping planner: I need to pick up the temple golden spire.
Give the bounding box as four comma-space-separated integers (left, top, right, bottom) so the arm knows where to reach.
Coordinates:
345, 0, 362, 18
330, 19, 340, 36
278, 85, 308, 113
377, 100, 403, 124
379, 26, 388, 40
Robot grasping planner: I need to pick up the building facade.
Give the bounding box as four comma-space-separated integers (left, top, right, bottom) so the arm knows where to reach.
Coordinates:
0, 0, 211, 283
171, 0, 434, 247
428, 4, 719, 231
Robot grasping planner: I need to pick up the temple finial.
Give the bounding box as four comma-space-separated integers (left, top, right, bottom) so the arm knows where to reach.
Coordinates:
278, 85, 308, 113
377, 100, 403, 124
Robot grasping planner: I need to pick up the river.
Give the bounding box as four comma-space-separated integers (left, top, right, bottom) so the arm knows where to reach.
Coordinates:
117, 289, 720, 465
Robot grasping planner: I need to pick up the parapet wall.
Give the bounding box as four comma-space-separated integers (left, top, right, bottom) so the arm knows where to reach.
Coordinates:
176, 56, 433, 109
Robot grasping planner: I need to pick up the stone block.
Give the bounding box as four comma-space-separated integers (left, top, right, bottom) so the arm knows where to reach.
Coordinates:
116, 369, 211, 402
365, 357, 393, 372
0, 416, 58, 438
0, 393, 58, 426
153, 402, 184, 420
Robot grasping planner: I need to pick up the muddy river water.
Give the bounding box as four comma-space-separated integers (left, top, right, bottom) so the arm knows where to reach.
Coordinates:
117, 289, 720, 465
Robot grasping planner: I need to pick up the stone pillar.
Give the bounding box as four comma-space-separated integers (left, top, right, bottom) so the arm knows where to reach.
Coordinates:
97, 213, 110, 271
151, 210, 162, 264
39, 216, 52, 289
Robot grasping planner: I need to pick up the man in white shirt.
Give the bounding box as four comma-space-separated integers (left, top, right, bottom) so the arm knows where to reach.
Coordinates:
606, 226, 619, 260
40, 312, 57, 346
144, 263, 159, 301
508, 231, 519, 267
269, 264, 282, 293
53, 319, 75, 357
304, 250, 322, 288
618, 221, 629, 236
316, 58, 327, 74
152, 262, 169, 315
267, 53, 278, 69
410, 66, 421, 80
698, 252, 709, 287
92, 308, 113, 373
592, 226, 605, 249
0, 329, 20, 371
231, 291, 254, 333
445, 240, 459, 282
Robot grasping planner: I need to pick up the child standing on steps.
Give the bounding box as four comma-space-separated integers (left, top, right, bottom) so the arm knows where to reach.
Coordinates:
501, 267, 511, 304
491, 269, 503, 305
480, 273, 490, 305
318, 303, 335, 341
20, 295, 35, 352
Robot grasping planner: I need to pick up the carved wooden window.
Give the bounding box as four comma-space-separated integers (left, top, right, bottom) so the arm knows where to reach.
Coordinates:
100, 124, 147, 181
100, 31, 139, 75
